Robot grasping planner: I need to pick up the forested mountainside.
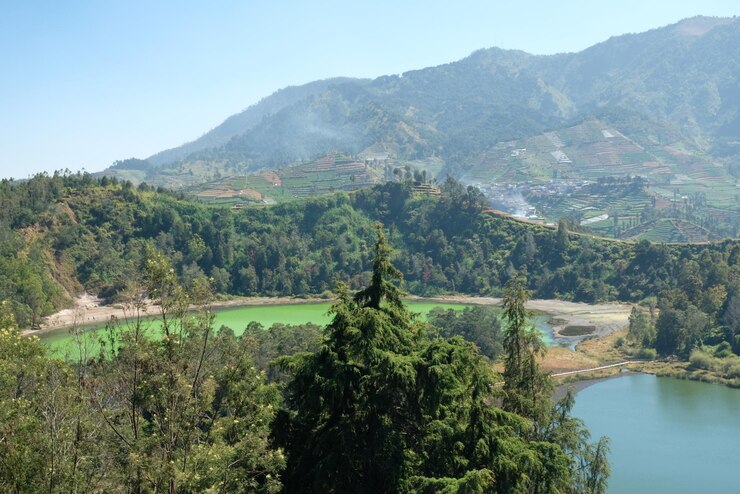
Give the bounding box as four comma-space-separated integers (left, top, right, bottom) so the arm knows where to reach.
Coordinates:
1, 173, 737, 358
104, 16, 739, 183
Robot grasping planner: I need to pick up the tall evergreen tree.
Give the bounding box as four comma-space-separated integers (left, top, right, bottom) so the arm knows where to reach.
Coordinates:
273, 226, 420, 492
274, 228, 609, 493
501, 273, 611, 494
502, 273, 550, 426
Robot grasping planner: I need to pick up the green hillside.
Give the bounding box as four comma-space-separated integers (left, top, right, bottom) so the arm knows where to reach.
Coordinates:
1, 173, 738, 330
101, 17, 740, 238
191, 153, 386, 205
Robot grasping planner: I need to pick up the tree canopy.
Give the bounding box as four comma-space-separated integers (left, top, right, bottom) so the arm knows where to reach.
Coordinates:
274, 229, 609, 493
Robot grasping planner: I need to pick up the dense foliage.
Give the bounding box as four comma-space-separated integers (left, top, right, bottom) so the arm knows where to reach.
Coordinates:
1, 172, 737, 355
427, 306, 504, 361
273, 230, 608, 493
0, 258, 284, 493
627, 246, 740, 361
1, 232, 610, 493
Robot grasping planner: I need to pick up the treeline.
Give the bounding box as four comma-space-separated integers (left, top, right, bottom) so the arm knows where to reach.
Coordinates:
0, 235, 609, 493
627, 245, 740, 362
0, 172, 737, 354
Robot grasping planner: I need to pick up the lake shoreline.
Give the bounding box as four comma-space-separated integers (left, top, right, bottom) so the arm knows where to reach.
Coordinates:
27, 293, 632, 344
572, 373, 740, 493
554, 372, 632, 401
22, 295, 332, 337
634, 360, 740, 389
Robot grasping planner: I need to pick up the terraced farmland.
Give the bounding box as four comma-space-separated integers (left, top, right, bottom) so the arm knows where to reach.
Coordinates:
192, 154, 386, 204
467, 119, 738, 239
621, 219, 714, 243
464, 120, 661, 183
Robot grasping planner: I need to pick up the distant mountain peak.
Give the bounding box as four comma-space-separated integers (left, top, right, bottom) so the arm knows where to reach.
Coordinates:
673, 15, 737, 38
104, 15, 739, 199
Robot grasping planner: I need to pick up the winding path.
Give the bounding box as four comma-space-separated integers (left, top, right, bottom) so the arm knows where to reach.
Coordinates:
551, 360, 650, 377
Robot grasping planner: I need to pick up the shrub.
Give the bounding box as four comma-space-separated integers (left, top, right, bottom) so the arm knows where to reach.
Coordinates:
715, 342, 733, 359
716, 348, 734, 359
723, 361, 740, 379
636, 348, 657, 360
689, 349, 714, 370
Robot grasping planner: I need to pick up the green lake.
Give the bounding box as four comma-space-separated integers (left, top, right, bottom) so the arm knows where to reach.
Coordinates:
38, 300, 555, 358
572, 374, 740, 494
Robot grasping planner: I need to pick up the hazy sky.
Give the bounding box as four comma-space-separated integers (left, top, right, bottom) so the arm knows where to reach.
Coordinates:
1, 1, 737, 179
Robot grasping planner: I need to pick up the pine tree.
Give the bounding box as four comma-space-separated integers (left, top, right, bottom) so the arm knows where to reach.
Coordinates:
502, 273, 550, 426
273, 226, 420, 493
501, 273, 611, 494
274, 228, 608, 493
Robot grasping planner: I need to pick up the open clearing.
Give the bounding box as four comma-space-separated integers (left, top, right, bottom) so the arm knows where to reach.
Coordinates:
413, 295, 631, 341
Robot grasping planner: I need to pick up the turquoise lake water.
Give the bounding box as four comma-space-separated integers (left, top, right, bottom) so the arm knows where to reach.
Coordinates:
573, 374, 740, 494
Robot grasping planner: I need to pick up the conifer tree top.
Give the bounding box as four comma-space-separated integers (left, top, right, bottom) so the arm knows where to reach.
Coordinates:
353, 224, 405, 311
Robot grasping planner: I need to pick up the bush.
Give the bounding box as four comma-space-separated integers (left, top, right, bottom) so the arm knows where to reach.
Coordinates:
722, 359, 740, 379
689, 349, 714, 371
715, 342, 733, 359
723, 361, 740, 379
636, 348, 657, 360
716, 348, 734, 359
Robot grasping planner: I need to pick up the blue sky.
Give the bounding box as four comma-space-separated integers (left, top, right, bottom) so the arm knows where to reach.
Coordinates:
1, 1, 737, 179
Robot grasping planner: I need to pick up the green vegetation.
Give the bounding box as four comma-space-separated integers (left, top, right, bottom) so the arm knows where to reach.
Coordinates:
190, 154, 387, 206
622, 246, 740, 364
1, 172, 737, 363
477, 120, 738, 239
0, 231, 609, 493
0, 256, 284, 493
620, 248, 740, 387
689, 347, 740, 382
101, 19, 739, 237
273, 230, 608, 492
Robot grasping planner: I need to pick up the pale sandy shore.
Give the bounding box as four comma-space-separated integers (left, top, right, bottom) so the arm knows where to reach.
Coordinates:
409, 295, 632, 341
24, 293, 632, 342
22, 294, 328, 337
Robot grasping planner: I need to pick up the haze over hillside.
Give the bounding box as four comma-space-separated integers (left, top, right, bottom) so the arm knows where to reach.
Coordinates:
4, 5, 740, 493
103, 16, 739, 240
105, 16, 738, 177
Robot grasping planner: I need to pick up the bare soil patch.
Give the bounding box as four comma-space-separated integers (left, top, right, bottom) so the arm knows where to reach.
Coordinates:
412, 295, 632, 343
196, 185, 237, 198
260, 171, 282, 186
239, 188, 262, 201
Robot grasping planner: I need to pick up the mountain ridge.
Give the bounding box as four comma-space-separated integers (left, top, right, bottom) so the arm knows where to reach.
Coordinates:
146, 77, 364, 166
101, 15, 739, 242
106, 15, 737, 179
